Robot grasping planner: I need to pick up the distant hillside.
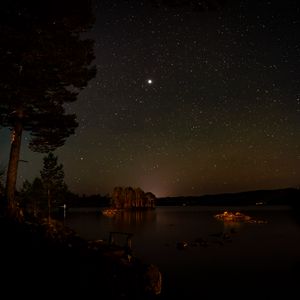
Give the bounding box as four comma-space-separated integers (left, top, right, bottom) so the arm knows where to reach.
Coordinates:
156, 188, 300, 207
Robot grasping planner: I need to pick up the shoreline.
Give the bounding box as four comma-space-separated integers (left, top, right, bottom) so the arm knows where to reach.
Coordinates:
0, 214, 161, 298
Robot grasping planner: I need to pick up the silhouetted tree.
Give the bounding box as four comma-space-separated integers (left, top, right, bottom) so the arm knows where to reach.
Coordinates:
19, 177, 45, 218
145, 192, 156, 208
135, 188, 145, 208
124, 186, 135, 208
0, 169, 4, 197
0, 0, 96, 215
112, 187, 124, 209
111, 187, 156, 209
40, 152, 65, 223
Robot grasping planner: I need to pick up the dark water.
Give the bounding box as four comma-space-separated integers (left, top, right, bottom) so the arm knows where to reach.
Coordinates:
66, 206, 300, 298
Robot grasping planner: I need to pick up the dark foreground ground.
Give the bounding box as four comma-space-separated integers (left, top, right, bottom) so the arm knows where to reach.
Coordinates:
0, 215, 160, 299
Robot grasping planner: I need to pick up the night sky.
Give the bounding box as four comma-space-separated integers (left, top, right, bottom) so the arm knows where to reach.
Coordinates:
1, 0, 300, 197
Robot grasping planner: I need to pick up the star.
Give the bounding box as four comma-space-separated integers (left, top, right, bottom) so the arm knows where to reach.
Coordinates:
6, 0, 299, 198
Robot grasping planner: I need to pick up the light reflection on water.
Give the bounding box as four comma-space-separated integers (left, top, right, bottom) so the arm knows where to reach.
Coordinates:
66, 206, 300, 297
113, 209, 157, 227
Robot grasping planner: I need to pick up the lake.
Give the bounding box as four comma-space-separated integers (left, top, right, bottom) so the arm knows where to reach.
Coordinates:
66, 206, 300, 298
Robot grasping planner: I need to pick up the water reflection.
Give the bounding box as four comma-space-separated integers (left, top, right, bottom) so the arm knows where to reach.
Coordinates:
113, 209, 156, 226
223, 220, 243, 234
66, 205, 300, 298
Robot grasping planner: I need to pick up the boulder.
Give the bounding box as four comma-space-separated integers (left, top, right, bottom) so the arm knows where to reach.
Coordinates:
142, 264, 162, 295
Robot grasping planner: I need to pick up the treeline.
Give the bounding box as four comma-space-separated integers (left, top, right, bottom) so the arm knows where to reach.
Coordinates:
111, 187, 156, 209
17, 153, 68, 220
157, 188, 300, 206
66, 194, 110, 208
6, 152, 106, 220
0, 151, 117, 221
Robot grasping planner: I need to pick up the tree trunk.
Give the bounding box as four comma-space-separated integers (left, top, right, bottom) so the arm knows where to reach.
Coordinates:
33, 198, 37, 218
47, 188, 51, 224
5, 119, 23, 215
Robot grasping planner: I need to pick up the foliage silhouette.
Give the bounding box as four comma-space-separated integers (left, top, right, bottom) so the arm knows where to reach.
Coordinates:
0, 0, 96, 214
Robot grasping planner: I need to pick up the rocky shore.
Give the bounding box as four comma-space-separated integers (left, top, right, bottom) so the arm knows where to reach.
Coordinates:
0, 215, 161, 299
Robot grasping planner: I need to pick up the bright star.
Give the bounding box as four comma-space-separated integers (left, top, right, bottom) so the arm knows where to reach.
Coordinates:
147, 79, 153, 84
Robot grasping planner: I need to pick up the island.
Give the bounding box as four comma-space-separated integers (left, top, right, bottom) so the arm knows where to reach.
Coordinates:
111, 186, 156, 209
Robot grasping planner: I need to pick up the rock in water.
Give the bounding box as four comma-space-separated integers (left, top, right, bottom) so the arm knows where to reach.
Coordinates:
143, 264, 162, 295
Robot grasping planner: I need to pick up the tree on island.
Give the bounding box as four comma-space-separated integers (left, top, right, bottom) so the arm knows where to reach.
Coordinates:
0, 0, 96, 216
111, 186, 156, 209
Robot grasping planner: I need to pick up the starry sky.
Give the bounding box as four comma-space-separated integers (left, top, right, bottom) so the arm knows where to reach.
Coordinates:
1, 0, 300, 197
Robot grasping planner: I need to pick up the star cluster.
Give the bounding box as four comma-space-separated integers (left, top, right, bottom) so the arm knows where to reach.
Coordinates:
1, 0, 300, 197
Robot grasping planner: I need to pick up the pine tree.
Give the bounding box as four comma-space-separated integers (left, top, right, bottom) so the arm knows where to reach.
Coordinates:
0, 0, 96, 214
19, 177, 45, 218
40, 152, 65, 223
